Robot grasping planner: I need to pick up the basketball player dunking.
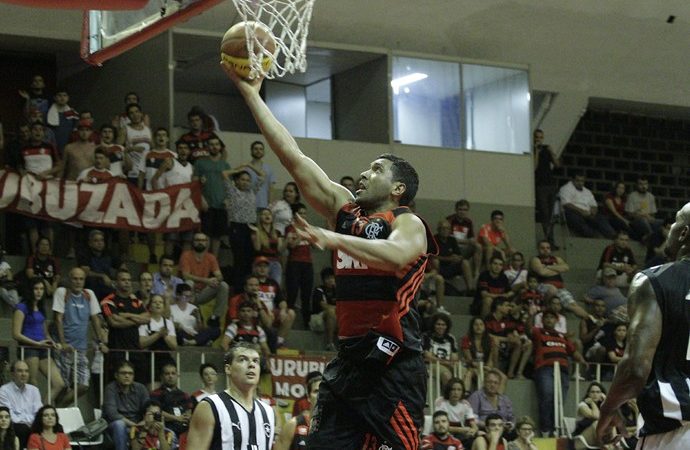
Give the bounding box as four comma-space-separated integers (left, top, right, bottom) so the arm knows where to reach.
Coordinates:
597, 202, 690, 449
186, 343, 275, 450
223, 63, 438, 449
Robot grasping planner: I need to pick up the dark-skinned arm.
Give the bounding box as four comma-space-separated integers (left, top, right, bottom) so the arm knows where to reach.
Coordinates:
596, 273, 661, 443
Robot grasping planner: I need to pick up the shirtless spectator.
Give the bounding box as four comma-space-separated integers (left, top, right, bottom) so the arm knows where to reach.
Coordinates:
558, 173, 615, 239
472, 256, 513, 318
117, 103, 152, 185
435, 219, 474, 296
625, 176, 663, 242
597, 231, 637, 287
447, 199, 482, 278
529, 240, 590, 320
177, 109, 220, 162
139, 128, 176, 263
69, 111, 100, 144
478, 210, 514, 268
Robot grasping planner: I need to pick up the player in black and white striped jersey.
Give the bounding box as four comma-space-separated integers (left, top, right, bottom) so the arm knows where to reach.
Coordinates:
598, 202, 690, 449
186, 342, 275, 450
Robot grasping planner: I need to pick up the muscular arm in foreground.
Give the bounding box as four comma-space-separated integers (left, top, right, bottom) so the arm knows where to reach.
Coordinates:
596, 273, 662, 444
222, 64, 352, 220
185, 400, 214, 450
294, 213, 427, 272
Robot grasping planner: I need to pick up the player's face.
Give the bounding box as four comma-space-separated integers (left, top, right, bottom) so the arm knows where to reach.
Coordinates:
433, 415, 450, 435
101, 128, 114, 144
433, 319, 448, 336
664, 206, 690, 260
94, 153, 108, 169
356, 159, 396, 209
162, 366, 178, 387
227, 349, 261, 387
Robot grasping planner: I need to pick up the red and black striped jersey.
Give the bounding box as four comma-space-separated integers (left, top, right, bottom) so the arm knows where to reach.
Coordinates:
333, 203, 438, 349
532, 326, 575, 370
535, 255, 564, 288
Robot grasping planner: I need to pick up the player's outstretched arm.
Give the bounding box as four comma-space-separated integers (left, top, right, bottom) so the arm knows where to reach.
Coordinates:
294, 213, 427, 272
596, 272, 661, 444
222, 63, 352, 219
186, 400, 214, 450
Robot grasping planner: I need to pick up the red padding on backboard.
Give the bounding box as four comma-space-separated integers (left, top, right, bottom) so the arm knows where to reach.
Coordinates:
81, 0, 223, 66
1, 0, 148, 10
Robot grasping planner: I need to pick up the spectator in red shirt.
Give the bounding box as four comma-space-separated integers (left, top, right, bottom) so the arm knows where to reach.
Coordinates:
598, 231, 637, 287
447, 199, 482, 280
285, 203, 314, 325
291, 371, 322, 418
531, 310, 587, 437
478, 210, 514, 270
484, 298, 531, 380
421, 410, 465, 450
472, 256, 513, 318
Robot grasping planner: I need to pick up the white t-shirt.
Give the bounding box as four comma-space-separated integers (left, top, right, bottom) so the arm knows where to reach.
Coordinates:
52, 287, 100, 315
533, 312, 568, 334
434, 398, 477, 425
559, 181, 597, 211
169, 303, 198, 335
139, 316, 176, 337
158, 159, 194, 188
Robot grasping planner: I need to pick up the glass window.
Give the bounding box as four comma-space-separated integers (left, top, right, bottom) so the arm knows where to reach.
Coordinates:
462, 64, 530, 154
392, 57, 461, 148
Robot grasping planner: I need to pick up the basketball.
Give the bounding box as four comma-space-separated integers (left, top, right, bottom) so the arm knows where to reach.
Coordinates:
221, 21, 277, 79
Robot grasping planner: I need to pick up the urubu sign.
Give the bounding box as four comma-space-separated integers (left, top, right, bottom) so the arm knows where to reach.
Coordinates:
0, 171, 202, 232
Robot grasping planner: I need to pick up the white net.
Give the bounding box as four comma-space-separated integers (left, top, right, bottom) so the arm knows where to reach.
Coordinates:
231, 0, 316, 79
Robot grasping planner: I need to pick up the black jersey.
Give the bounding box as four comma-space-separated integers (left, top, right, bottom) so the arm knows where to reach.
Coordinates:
637, 260, 690, 436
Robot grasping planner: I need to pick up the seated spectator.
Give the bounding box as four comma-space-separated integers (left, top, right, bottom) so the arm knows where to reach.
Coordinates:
78, 229, 120, 300
150, 363, 193, 445
472, 256, 513, 318
485, 298, 531, 379
179, 232, 229, 329
625, 176, 663, 242
602, 181, 631, 233
274, 375, 321, 450
251, 208, 285, 283
285, 203, 314, 325
467, 370, 514, 429
0, 248, 20, 308
580, 299, 611, 364
516, 275, 544, 319
25, 236, 60, 297
584, 269, 627, 313
170, 284, 220, 347
0, 406, 19, 450
434, 378, 478, 441
530, 310, 586, 437
507, 416, 538, 450
26, 405, 70, 450
573, 382, 606, 447
423, 313, 460, 387
598, 231, 637, 287
103, 360, 150, 450
471, 413, 509, 450
504, 252, 528, 296
604, 323, 627, 379
291, 371, 322, 419
152, 255, 185, 300
254, 257, 295, 349
12, 279, 65, 404
0, 361, 42, 449
447, 199, 482, 281
190, 363, 218, 404
221, 301, 271, 360
529, 240, 590, 320
645, 216, 672, 268
435, 219, 474, 295
461, 317, 498, 390
225, 275, 264, 324
421, 410, 465, 450
309, 267, 338, 351
421, 258, 446, 313
129, 399, 176, 450
138, 295, 177, 385
559, 173, 615, 239
478, 210, 514, 269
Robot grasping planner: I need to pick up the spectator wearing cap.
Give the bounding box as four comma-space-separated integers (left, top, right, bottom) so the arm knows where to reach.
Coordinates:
597, 231, 637, 287
254, 256, 295, 349
170, 283, 220, 346
69, 110, 100, 144
178, 232, 229, 329
584, 268, 627, 314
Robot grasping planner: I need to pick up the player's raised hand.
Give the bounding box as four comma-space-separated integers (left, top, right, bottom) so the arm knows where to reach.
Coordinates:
220, 61, 264, 97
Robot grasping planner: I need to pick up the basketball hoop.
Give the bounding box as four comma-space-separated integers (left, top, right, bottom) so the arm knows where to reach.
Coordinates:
231, 0, 316, 79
